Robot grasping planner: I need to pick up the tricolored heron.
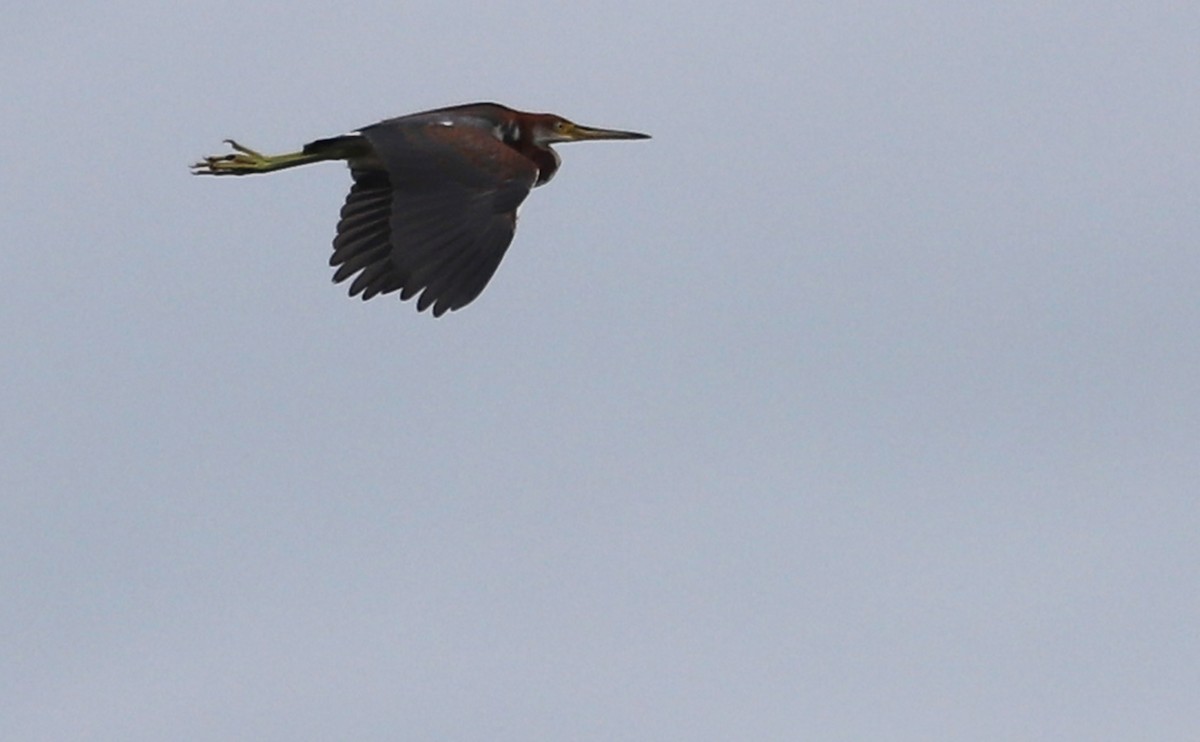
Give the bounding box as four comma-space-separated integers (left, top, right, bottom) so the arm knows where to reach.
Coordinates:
192, 102, 649, 317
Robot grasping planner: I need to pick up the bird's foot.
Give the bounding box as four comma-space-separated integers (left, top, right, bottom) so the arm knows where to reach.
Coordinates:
191, 139, 276, 175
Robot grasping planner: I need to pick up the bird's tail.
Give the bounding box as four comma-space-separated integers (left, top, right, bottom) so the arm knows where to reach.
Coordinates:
302, 133, 372, 159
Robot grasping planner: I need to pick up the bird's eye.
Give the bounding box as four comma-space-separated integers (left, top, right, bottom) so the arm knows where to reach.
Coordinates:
556, 121, 571, 133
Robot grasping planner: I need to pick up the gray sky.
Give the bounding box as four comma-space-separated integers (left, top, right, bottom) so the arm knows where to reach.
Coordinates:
3, 2, 1198, 739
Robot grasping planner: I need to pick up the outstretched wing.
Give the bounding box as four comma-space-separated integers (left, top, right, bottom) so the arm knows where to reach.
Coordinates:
328, 118, 538, 317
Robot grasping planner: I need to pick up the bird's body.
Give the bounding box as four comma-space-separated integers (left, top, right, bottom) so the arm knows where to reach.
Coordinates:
193, 103, 649, 316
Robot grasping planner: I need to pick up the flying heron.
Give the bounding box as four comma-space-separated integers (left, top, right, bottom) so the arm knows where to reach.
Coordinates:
192, 102, 650, 316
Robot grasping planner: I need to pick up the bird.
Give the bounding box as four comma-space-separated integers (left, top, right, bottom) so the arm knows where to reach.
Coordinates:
192, 102, 649, 317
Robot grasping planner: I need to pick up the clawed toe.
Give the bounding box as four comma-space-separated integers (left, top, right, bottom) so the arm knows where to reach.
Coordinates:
191, 141, 269, 175
223, 139, 265, 159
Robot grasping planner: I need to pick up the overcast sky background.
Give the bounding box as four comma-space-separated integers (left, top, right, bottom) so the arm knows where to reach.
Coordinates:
2, 2, 1198, 740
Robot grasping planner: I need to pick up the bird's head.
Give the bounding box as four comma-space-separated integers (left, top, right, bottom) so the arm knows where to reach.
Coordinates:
526, 114, 651, 146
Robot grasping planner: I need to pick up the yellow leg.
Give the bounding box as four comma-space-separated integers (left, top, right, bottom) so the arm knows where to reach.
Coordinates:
191, 139, 331, 176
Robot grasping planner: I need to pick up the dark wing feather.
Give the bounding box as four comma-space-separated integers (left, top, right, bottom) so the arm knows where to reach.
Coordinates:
329, 119, 537, 315
329, 173, 405, 298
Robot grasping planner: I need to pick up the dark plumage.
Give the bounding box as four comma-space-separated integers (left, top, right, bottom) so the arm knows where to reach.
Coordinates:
193, 103, 649, 316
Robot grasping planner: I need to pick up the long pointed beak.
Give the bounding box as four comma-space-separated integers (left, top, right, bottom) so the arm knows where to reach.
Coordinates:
569, 124, 651, 141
